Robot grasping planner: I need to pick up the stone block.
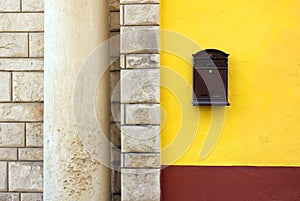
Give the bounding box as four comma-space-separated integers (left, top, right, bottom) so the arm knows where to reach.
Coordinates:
0, 103, 43, 121
124, 153, 160, 168
122, 169, 160, 201
29, 33, 44, 57
111, 170, 121, 193
26, 123, 43, 147
125, 104, 160, 125
124, 4, 159, 25
110, 12, 120, 31
0, 58, 44, 71
0, 33, 28, 57
111, 147, 121, 171
110, 0, 120, 11
111, 102, 121, 123
110, 58, 120, 71
121, 26, 159, 53
18, 148, 43, 161
21, 193, 42, 201
13, 72, 44, 102
0, 193, 19, 201
0, 72, 11, 102
121, 69, 159, 103
0, 148, 17, 160
0, 162, 7, 191
9, 162, 43, 192
111, 123, 121, 148
109, 32, 120, 58
22, 0, 44, 12
112, 194, 121, 201
122, 126, 160, 152
0, 13, 44, 32
121, 0, 159, 4
126, 54, 159, 68
110, 71, 120, 102
0, 0, 20, 12
0, 123, 24, 147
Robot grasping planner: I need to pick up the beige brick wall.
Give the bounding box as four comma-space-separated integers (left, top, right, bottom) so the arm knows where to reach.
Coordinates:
0, 0, 44, 200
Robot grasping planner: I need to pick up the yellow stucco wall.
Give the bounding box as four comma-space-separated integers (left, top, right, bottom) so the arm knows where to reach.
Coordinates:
160, 0, 300, 166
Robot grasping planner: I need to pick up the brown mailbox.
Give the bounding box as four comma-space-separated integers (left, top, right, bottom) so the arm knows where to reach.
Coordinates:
192, 49, 230, 106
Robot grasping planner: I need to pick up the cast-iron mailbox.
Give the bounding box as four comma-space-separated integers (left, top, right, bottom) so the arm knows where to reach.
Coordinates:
192, 49, 230, 106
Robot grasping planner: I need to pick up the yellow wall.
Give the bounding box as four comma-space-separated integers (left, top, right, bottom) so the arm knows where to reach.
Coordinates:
160, 0, 300, 166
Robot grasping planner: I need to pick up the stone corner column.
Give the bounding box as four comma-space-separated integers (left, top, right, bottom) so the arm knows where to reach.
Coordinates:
120, 0, 161, 200
44, 0, 110, 200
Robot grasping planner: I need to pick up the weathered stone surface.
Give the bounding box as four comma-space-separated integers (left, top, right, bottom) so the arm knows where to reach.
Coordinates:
0, 33, 28, 57
0, 148, 17, 160
22, 0, 44, 12
112, 170, 121, 193
0, 0, 20, 12
0, 103, 43, 121
111, 147, 121, 171
0, 123, 24, 147
111, 102, 121, 122
0, 58, 44, 71
0, 13, 44, 31
13, 72, 44, 102
9, 162, 43, 192
21, 193, 42, 201
122, 126, 160, 152
124, 153, 160, 168
121, 69, 159, 103
29, 33, 44, 57
122, 169, 160, 201
110, 0, 120, 11
18, 148, 43, 161
121, 26, 159, 53
26, 123, 43, 147
0, 72, 11, 101
111, 123, 121, 148
110, 32, 120, 58
124, 4, 159, 25
112, 194, 121, 201
121, 0, 159, 4
0, 193, 19, 201
0, 162, 7, 191
110, 12, 120, 31
126, 54, 159, 68
125, 104, 160, 124
111, 71, 120, 102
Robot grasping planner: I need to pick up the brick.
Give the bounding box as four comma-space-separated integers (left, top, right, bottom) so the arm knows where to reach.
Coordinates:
0, 58, 44, 71
111, 103, 120, 122
0, 0, 20, 12
0, 148, 17, 160
0, 33, 28, 57
121, 69, 159, 103
18, 148, 43, 161
124, 153, 160, 168
126, 54, 159, 69
0, 13, 44, 32
0, 123, 24, 147
122, 169, 160, 201
121, 0, 159, 4
122, 126, 160, 152
110, 12, 120, 31
125, 104, 160, 125
0, 72, 11, 101
0, 193, 19, 201
22, 0, 44, 12
9, 162, 43, 192
110, 0, 120, 11
13, 72, 44, 102
0, 162, 7, 191
111, 71, 120, 102
121, 26, 159, 53
29, 33, 44, 57
0, 103, 43, 121
26, 123, 43, 147
124, 4, 159, 25
21, 193, 42, 201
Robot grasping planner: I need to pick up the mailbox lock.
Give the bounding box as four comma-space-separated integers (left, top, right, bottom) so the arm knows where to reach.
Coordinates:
208, 70, 213, 74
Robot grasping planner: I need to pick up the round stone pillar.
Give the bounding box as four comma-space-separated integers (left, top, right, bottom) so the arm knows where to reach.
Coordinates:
44, 0, 110, 200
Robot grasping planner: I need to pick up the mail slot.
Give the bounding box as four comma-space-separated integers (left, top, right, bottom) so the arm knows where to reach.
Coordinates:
192, 49, 230, 106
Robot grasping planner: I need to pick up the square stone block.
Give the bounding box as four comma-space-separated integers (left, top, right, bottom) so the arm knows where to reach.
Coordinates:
0, 123, 24, 147
0, 193, 19, 201
111, 71, 120, 102
0, 58, 44, 71
18, 148, 43, 161
122, 169, 160, 201
29, 33, 44, 57
124, 153, 160, 168
126, 54, 159, 68
0, 148, 17, 160
111, 103, 121, 123
26, 123, 43, 147
110, 0, 120, 11
109, 32, 120, 58
121, 69, 160, 103
121, 26, 159, 54
0, 103, 43, 121
125, 104, 160, 125
122, 125, 160, 152
110, 12, 120, 31
124, 4, 159, 25
0, 72, 11, 101
0, 33, 28, 57
21, 193, 43, 201
121, 0, 159, 4
111, 123, 121, 148
0, 0, 20, 12
0, 162, 7, 191
22, 0, 44, 12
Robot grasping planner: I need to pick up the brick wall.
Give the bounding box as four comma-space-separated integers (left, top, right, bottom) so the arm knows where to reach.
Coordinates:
0, 0, 44, 200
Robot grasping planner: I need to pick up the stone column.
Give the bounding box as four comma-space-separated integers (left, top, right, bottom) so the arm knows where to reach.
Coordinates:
120, 0, 161, 200
44, 0, 110, 200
